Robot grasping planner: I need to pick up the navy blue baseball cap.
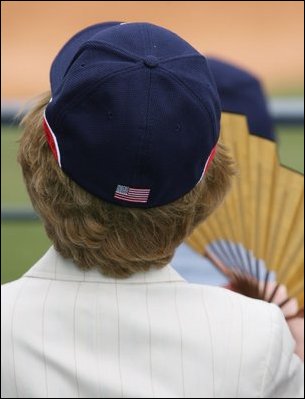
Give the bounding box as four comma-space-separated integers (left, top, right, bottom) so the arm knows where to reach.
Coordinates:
43, 22, 220, 208
207, 57, 275, 141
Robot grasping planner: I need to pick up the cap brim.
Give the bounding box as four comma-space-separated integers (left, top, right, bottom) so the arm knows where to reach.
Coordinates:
50, 21, 122, 93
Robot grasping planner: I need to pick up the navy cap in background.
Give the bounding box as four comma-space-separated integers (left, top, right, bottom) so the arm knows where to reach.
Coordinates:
207, 57, 275, 141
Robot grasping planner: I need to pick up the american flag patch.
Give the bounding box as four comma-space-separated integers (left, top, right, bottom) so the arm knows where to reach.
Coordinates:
114, 185, 150, 203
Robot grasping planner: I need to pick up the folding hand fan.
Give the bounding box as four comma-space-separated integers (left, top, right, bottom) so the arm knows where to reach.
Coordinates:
186, 113, 304, 317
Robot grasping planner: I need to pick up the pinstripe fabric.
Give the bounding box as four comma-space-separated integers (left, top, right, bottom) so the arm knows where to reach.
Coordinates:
1, 247, 304, 398
42, 280, 53, 397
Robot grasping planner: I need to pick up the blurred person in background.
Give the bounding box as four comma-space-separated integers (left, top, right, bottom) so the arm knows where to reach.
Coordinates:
172, 57, 275, 285
208, 57, 275, 141
1, 22, 303, 398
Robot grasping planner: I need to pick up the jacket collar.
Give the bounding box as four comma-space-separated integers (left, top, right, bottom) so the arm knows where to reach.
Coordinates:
24, 246, 186, 284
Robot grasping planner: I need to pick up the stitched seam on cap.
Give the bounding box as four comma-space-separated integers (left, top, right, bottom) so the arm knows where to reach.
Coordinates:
83, 40, 143, 61
158, 66, 218, 142
134, 69, 152, 187
161, 53, 204, 64
141, 26, 154, 186
147, 24, 154, 54
62, 40, 140, 80
143, 23, 151, 55
131, 25, 152, 186
53, 64, 143, 129
50, 22, 122, 87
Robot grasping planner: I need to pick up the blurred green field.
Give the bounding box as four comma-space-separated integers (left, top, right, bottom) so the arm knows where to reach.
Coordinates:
1, 125, 304, 284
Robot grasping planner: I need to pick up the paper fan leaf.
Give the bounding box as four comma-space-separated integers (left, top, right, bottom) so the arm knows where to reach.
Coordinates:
186, 113, 304, 308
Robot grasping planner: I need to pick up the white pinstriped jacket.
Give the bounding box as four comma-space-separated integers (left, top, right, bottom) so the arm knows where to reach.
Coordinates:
1, 246, 304, 398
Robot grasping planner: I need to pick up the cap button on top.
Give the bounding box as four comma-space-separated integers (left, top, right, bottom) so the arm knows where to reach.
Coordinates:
143, 55, 159, 68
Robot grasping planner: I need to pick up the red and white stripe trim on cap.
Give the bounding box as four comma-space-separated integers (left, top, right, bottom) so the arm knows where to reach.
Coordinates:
197, 145, 217, 185
43, 112, 62, 167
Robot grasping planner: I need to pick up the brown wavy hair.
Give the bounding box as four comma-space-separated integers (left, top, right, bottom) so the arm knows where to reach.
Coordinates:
18, 92, 235, 278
